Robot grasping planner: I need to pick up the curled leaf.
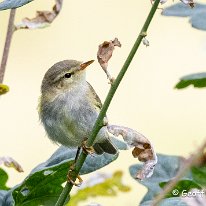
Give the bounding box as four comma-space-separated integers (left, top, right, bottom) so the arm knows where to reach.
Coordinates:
15, 0, 63, 30
108, 125, 157, 180
97, 38, 121, 70
0, 84, 9, 95
0, 156, 23, 172
97, 38, 121, 83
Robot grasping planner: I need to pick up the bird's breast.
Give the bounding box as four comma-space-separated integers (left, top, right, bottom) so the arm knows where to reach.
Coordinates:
40, 85, 98, 146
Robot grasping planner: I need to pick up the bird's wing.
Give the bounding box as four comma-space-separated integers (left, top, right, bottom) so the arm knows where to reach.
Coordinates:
86, 82, 118, 154
86, 82, 102, 112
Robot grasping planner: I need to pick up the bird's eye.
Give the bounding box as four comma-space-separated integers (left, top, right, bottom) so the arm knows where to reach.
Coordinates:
64, 73, 72, 78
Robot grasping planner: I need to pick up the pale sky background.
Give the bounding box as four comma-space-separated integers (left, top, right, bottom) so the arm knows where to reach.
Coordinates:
0, 0, 206, 205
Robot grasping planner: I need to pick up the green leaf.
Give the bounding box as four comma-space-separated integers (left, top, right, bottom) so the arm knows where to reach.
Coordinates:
68, 171, 130, 206
11, 143, 122, 206
0, 0, 33, 10
159, 179, 201, 198
175, 72, 206, 89
130, 154, 206, 206
162, 3, 206, 31
13, 163, 69, 206
0, 190, 9, 205
191, 166, 206, 187
0, 168, 9, 191
0, 169, 10, 206
162, 3, 206, 17
129, 154, 188, 204
190, 11, 206, 31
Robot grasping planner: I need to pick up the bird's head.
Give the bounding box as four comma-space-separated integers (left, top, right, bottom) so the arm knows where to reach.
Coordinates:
41, 59, 94, 95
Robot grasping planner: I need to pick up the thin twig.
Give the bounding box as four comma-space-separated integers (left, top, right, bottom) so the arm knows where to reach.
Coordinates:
0, 9, 16, 83
152, 140, 206, 206
55, 0, 161, 205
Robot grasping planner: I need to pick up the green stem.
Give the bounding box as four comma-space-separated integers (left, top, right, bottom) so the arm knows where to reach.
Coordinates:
55, 0, 160, 205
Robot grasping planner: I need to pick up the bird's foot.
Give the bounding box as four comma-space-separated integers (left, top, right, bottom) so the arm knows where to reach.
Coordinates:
67, 163, 83, 187
82, 140, 95, 155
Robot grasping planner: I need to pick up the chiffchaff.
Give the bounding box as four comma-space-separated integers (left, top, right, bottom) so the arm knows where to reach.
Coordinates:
39, 60, 117, 155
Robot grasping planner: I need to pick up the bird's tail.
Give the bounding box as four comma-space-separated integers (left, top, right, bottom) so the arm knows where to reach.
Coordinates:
93, 139, 118, 155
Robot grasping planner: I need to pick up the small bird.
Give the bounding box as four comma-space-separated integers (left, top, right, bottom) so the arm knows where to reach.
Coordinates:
39, 60, 118, 156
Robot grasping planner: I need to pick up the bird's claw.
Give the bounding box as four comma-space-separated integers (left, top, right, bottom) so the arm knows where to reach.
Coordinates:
82, 140, 95, 155
67, 164, 83, 187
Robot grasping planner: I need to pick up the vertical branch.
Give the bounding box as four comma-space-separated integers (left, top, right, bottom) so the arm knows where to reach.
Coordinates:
55, 0, 161, 205
0, 9, 16, 83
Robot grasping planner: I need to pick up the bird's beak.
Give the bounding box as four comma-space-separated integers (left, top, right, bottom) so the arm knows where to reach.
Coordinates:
79, 60, 95, 71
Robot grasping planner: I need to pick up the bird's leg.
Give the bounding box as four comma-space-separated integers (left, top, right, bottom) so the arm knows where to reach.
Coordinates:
67, 147, 83, 186
67, 138, 96, 186
74, 146, 81, 163
67, 171, 83, 187
82, 139, 95, 155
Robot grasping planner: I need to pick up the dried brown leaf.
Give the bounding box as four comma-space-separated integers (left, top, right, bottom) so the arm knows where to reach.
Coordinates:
0, 156, 24, 172
97, 38, 121, 83
15, 0, 63, 30
108, 125, 157, 180
97, 38, 121, 70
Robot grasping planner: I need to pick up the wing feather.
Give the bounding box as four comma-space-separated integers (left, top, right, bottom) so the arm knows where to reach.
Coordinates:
86, 82, 102, 112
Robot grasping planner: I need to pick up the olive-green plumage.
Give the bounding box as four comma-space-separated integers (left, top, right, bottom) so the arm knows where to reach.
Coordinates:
39, 60, 117, 154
